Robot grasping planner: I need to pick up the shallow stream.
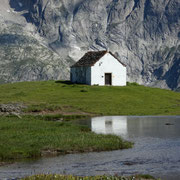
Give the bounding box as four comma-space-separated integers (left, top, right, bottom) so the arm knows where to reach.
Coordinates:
0, 116, 180, 180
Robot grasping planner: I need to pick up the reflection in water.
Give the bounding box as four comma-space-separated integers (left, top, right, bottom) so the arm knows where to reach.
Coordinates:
91, 116, 127, 137
91, 116, 180, 139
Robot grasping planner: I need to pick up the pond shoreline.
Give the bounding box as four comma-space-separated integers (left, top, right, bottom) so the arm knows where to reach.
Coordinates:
0, 115, 133, 166
0, 115, 180, 180
0, 114, 179, 167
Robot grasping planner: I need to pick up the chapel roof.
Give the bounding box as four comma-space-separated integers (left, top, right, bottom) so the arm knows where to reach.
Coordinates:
71, 51, 126, 67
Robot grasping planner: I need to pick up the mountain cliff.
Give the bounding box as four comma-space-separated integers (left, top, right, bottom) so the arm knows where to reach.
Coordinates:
0, 0, 179, 90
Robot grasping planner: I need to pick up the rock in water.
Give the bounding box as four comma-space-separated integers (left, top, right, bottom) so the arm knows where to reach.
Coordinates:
0, 0, 179, 90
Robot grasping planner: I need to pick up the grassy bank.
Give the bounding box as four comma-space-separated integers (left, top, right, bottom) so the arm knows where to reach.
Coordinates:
22, 174, 157, 180
0, 81, 180, 115
0, 115, 132, 162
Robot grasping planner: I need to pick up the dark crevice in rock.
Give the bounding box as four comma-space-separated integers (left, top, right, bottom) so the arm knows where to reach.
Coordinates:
58, 26, 63, 42
164, 55, 180, 90
143, 0, 151, 20
132, 0, 140, 11
126, 0, 140, 20
73, 0, 84, 17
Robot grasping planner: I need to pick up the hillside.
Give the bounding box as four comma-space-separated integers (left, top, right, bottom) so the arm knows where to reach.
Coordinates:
0, 81, 180, 115
0, 0, 179, 90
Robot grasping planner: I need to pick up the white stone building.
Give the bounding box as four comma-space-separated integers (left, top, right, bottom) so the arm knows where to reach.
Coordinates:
70, 51, 126, 86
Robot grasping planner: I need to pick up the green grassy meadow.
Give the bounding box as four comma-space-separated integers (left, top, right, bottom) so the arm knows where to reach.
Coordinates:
0, 81, 180, 115
0, 81, 180, 162
0, 115, 132, 162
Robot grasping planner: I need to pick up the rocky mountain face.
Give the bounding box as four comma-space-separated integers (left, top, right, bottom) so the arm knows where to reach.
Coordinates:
0, 0, 70, 83
0, 0, 179, 90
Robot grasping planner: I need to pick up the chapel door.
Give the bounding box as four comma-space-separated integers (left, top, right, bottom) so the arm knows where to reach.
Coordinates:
105, 73, 112, 85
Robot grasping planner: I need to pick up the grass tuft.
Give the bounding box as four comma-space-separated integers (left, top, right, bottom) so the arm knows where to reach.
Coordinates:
22, 174, 157, 180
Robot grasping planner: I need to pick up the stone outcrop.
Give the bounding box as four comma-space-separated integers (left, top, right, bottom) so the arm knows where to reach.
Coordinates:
0, 103, 26, 117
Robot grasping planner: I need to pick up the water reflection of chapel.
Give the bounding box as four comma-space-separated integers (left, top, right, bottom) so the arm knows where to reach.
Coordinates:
91, 116, 127, 136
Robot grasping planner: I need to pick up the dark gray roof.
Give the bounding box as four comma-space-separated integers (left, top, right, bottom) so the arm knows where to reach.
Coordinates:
71, 51, 126, 67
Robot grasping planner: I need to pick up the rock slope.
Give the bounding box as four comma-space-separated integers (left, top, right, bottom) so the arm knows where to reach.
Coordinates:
0, 0, 70, 83
0, 0, 179, 90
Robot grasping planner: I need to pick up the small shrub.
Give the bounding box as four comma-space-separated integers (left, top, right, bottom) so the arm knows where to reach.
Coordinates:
80, 125, 91, 132
134, 174, 156, 179
127, 82, 140, 86
80, 89, 88, 92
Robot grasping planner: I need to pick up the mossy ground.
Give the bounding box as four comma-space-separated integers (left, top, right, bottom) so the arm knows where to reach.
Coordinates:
0, 81, 179, 115
22, 174, 157, 180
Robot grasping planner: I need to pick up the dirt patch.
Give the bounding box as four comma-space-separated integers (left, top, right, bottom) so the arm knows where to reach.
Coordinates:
0, 103, 97, 117
26, 106, 97, 116
35, 109, 96, 116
